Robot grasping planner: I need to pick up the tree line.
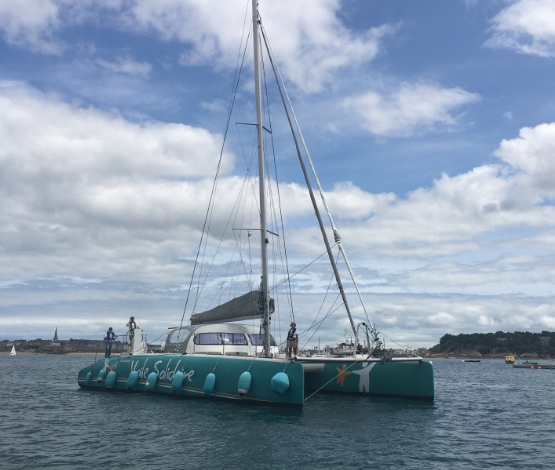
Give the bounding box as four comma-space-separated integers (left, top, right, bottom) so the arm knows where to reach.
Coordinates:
429, 331, 555, 357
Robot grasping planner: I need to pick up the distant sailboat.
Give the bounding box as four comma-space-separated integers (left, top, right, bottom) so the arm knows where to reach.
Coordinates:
10, 345, 16, 356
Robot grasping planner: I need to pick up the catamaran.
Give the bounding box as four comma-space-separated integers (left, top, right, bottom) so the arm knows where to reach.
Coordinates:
78, 0, 434, 405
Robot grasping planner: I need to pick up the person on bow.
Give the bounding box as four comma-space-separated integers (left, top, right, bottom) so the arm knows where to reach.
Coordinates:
286, 322, 298, 360
126, 316, 139, 341
104, 327, 118, 358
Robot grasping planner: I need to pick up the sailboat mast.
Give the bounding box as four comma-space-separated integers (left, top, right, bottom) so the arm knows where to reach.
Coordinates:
252, 0, 271, 358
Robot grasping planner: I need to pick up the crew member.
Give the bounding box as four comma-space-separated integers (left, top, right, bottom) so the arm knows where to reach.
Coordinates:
286, 322, 298, 360
126, 316, 139, 340
104, 327, 118, 358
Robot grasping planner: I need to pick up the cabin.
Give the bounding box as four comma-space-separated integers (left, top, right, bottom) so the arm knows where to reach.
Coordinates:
164, 323, 279, 357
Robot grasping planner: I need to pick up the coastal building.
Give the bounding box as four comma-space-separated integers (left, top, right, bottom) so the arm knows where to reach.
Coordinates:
52, 328, 61, 347
1, 335, 161, 354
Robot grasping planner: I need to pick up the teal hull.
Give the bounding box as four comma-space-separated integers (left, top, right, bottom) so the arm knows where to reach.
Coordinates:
77, 354, 305, 406
302, 358, 434, 400
78, 355, 433, 404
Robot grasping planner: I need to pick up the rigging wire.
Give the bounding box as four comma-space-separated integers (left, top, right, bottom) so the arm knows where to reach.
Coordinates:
304, 357, 361, 402
192, 142, 253, 305
301, 299, 345, 346
178, 5, 252, 338
260, 21, 380, 348
192, 144, 255, 312
259, 42, 296, 326
259, 47, 282, 344
177, 4, 376, 353
298, 248, 345, 349
235, 123, 261, 291
299, 270, 338, 342
259, 21, 360, 349
379, 332, 412, 351
235, 122, 261, 216
192, 28, 253, 310
258, 45, 294, 349
268, 244, 336, 292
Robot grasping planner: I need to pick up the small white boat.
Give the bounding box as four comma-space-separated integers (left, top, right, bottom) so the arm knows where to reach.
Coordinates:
10, 345, 16, 356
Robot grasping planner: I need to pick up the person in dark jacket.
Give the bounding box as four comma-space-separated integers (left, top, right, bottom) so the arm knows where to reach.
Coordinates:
104, 327, 118, 358
286, 322, 298, 360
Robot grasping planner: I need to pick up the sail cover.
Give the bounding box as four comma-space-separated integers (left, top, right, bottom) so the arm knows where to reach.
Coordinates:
190, 290, 268, 325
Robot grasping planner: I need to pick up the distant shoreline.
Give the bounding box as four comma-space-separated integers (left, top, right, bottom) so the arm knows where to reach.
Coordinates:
427, 331, 555, 359
425, 354, 555, 360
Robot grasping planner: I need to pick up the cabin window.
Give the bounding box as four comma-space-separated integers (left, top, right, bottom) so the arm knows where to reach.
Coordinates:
166, 327, 195, 344
248, 334, 277, 346
224, 333, 248, 345
194, 333, 221, 345
193, 333, 248, 345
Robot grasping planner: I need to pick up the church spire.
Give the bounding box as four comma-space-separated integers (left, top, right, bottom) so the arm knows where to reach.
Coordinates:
53, 327, 58, 342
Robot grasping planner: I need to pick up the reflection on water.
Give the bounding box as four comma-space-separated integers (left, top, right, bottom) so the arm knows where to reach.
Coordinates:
1, 355, 554, 469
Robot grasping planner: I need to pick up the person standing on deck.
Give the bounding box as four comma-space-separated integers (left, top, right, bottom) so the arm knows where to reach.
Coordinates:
286, 322, 298, 360
126, 316, 139, 340
104, 327, 118, 358
126, 316, 139, 352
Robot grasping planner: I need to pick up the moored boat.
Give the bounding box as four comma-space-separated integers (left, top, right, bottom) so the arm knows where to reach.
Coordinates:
513, 361, 555, 370
77, 0, 434, 405
78, 335, 304, 406
78, 323, 433, 403
505, 354, 515, 364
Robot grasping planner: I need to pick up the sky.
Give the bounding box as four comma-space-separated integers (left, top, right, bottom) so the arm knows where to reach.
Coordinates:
2, 0, 555, 348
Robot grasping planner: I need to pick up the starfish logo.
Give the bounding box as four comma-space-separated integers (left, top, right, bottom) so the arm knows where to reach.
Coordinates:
103, 358, 117, 372
335, 364, 353, 387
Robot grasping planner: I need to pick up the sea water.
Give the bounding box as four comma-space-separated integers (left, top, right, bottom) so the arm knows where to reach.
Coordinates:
1, 355, 554, 469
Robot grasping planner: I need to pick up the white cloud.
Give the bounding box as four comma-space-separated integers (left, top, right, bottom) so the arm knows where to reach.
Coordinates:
0, 82, 230, 180
325, 182, 396, 219
494, 122, 555, 196
201, 99, 226, 113
509, 315, 531, 329
381, 316, 398, 325
541, 315, 555, 328
342, 83, 480, 137
478, 315, 496, 326
125, 0, 398, 92
485, 0, 555, 57
0, 82, 235, 281
260, 120, 555, 316
3, 80, 555, 344
4, 85, 555, 291
336, 121, 555, 260
427, 312, 455, 325
0, 0, 63, 53
0, 0, 397, 92
96, 55, 152, 77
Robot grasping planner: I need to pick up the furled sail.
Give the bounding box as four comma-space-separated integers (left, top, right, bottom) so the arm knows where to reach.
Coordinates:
190, 290, 274, 325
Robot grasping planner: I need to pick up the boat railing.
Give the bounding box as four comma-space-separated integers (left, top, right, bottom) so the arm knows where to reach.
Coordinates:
117, 329, 147, 356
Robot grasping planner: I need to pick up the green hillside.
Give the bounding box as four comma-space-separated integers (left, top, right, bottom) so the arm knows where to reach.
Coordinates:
428, 331, 555, 358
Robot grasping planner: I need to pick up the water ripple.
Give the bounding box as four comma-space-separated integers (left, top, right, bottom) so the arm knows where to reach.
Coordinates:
1, 355, 555, 469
